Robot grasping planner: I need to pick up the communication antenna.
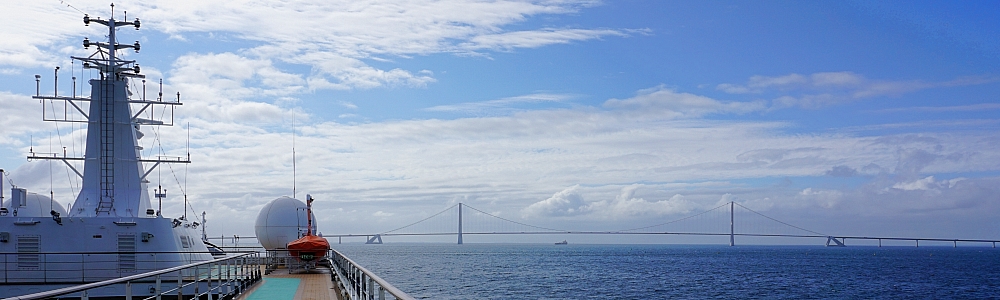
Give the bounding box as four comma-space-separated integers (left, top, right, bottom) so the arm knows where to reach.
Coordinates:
292, 112, 296, 199
183, 122, 190, 221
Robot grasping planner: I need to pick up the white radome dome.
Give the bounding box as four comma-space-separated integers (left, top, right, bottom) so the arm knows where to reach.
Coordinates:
2, 190, 68, 218
254, 196, 317, 250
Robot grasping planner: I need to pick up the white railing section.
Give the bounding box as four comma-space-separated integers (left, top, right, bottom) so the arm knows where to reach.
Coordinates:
329, 249, 414, 300
0, 252, 262, 300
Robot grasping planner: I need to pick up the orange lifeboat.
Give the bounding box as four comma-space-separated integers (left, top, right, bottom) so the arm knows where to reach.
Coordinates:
286, 195, 330, 261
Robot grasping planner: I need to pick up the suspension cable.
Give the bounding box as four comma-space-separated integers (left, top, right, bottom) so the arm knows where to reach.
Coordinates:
616, 202, 730, 232
381, 203, 459, 234
463, 204, 568, 232
734, 202, 827, 236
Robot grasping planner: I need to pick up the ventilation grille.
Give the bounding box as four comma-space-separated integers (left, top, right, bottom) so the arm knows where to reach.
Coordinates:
17, 235, 40, 269
180, 235, 191, 248
118, 234, 136, 272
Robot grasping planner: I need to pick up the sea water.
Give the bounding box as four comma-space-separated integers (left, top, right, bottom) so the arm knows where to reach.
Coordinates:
334, 243, 1000, 299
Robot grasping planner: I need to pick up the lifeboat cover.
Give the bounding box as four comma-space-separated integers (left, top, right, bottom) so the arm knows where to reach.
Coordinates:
287, 235, 331, 261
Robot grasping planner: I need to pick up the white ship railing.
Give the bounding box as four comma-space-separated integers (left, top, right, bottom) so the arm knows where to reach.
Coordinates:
329, 249, 414, 300
0, 251, 257, 283
0, 252, 261, 300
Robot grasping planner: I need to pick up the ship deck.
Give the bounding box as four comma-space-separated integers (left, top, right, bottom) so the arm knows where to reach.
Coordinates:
237, 267, 342, 300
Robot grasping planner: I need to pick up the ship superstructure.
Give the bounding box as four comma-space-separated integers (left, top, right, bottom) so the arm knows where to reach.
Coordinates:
0, 7, 214, 298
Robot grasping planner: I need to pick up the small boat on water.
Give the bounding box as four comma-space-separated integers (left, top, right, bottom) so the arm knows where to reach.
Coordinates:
555, 240, 568, 245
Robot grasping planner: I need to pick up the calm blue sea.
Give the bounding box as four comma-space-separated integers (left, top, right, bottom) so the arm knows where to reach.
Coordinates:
334, 244, 1000, 299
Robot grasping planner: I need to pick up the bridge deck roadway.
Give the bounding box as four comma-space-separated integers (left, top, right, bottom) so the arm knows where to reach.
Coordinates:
238, 267, 342, 300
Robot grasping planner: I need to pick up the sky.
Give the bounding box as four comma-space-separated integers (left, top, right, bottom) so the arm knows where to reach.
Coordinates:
1, 0, 999, 245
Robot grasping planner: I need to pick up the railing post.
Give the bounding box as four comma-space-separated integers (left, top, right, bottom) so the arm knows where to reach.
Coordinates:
178, 269, 184, 300
227, 258, 233, 295
125, 280, 132, 300
194, 263, 200, 297
155, 274, 162, 300
208, 262, 214, 300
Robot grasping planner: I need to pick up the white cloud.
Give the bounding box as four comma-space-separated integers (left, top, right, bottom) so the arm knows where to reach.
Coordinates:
604, 86, 766, 118
891, 176, 939, 191
463, 28, 628, 51
1, 1, 630, 91
425, 93, 574, 115
522, 185, 589, 217
717, 72, 999, 109
589, 185, 694, 219
4, 59, 1000, 239
0, 92, 54, 146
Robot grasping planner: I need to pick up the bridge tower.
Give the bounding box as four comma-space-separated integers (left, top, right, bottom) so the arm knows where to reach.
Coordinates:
730, 201, 735, 246
458, 203, 464, 245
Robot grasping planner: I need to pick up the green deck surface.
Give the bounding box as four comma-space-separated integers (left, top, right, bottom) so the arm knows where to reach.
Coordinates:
245, 278, 301, 300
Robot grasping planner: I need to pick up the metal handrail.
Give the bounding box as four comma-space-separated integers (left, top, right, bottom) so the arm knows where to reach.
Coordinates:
1, 252, 261, 300
0, 251, 256, 284
329, 249, 414, 300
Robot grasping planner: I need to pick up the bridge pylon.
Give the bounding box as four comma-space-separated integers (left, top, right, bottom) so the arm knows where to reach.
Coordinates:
729, 201, 735, 246
458, 203, 463, 245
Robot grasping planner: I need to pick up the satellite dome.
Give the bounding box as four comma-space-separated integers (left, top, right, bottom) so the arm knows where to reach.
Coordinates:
2, 188, 68, 218
254, 196, 317, 250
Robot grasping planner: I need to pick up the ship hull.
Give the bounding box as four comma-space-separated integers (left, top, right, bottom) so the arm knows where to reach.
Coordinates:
0, 216, 215, 298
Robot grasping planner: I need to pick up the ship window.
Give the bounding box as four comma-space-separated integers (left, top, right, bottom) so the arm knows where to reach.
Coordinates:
180, 235, 191, 248
118, 234, 136, 272
17, 235, 41, 269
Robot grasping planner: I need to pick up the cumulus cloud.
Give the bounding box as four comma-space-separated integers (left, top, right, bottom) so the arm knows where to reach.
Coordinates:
522, 185, 698, 220
522, 185, 590, 217
590, 185, 694, 219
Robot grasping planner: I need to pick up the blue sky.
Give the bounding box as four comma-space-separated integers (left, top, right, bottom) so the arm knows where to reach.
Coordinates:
1, 1, 999, 244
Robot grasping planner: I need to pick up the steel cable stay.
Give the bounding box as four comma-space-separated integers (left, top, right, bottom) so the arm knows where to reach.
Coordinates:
380, 203, 459, 234
615, 202, 731, 232
733, 202, 827, 236
462, 203, 568, 232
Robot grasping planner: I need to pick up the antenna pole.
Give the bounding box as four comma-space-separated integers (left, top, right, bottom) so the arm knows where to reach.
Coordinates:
305, 194, 314, 236
292, 113, 296, 199
201, 211, 207, 242
54, 66, 59, 97
1, 168, 5, 208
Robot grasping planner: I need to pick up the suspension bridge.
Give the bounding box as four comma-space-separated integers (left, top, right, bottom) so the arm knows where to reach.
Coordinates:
318, 202, 1000, 248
